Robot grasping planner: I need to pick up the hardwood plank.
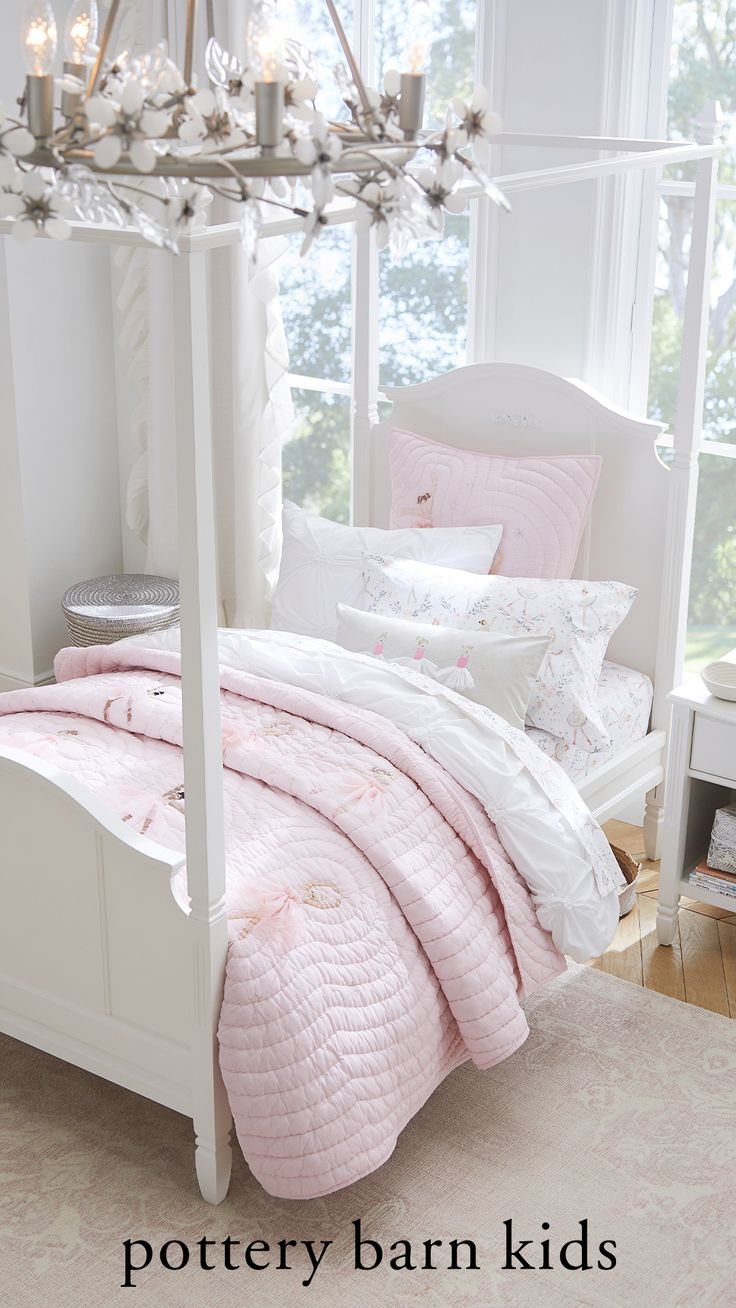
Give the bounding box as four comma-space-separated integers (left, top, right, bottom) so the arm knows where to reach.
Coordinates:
718, 920, 736, 1018
636, 865, 660, 895
603, 819, 645, 858
637, 892, 686, 1002
679, 909, 730, 1015
679, 895, 735, 920
640, 888, 735, 920
592, 895, 643, 987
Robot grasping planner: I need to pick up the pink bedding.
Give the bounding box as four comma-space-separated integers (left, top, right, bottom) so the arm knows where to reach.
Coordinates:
0, 643, 566, 1199
388, 427, 601, 578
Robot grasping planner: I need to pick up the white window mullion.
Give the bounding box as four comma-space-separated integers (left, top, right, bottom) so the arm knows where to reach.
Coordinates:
350, 0, 380, 526
467, 0, 502, 363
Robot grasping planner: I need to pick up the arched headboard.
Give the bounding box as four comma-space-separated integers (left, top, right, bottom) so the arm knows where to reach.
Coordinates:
354, 362, 668, 681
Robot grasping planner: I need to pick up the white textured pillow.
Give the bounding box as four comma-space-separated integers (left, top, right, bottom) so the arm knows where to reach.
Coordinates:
271, 503, 503, 641
335, 604, 550, 731
363, 557, 637, 751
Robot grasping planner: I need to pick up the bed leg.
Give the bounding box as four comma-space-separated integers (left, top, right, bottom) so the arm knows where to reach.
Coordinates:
195, 1124, 232, 1205
656, 901, 679, 947
643, 785, 664, 861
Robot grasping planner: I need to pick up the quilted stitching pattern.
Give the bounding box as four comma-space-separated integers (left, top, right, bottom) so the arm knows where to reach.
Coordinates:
388, 427, 601, 579
0, 664, 564, 1200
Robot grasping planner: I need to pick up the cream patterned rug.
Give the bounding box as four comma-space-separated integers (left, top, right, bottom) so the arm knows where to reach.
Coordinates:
1, 966, 734, 1308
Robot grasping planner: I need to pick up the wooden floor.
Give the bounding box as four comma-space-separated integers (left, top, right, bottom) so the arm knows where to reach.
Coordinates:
596, 819, 736, 1018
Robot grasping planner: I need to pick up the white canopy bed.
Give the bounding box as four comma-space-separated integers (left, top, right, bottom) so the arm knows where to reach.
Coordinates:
0, 0, 722, 1203
360, 361, 670, 838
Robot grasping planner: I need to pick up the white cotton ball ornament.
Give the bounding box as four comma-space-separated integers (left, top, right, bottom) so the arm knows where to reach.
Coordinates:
93, 133, 122, 168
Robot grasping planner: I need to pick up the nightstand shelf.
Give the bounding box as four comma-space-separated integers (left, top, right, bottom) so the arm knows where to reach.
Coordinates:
657, 676, 736, 944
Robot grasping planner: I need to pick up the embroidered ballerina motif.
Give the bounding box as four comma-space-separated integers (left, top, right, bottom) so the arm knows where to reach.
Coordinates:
103, 694, 135, 723
435, 644, 475, 691
394, 636, 437, 676
162, 784, 186, 814
541, 628, 563, 679
260, 720, 297, 738
367, 632, 388, 658
302, 881, 342, 910
572, 588, 602, 633
333, 765, 395, 819
566, 707, 594, 749
412, 474, 438, 528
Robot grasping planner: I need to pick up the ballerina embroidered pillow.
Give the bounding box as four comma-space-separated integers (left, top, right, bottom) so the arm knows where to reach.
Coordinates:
388, 428, 601, 579
360, 558, 637, 751
335, 604, 551, 731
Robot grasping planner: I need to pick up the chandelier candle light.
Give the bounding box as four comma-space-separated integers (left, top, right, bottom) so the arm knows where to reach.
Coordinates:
3, 0, 508, 255
249, 0, 285, 150
399, 0, 432, 139
61, 0, 99, 118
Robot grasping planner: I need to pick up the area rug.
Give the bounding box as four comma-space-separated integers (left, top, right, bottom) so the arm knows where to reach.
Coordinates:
1, 966, 734, 1307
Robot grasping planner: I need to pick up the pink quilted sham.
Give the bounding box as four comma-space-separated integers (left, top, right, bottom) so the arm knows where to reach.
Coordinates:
389, 427, 602, 579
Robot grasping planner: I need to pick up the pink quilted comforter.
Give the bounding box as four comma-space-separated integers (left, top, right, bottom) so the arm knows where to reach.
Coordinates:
0, 632, 608, 1199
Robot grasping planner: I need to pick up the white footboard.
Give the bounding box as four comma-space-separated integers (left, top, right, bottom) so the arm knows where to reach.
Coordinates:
576, 729, 666, 826
0, 746, 197, 1115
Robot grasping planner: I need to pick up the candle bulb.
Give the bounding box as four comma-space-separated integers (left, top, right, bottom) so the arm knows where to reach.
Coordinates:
21, 0, 57, 139
399, 0, 432, 139
62, 0, 97, 118
248, 0, 285, 153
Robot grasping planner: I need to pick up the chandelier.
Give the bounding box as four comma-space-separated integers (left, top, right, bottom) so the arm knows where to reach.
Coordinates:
1, 0, 508, 254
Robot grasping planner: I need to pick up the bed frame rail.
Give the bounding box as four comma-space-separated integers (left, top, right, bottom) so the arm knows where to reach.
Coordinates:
0, 747, 194, 1115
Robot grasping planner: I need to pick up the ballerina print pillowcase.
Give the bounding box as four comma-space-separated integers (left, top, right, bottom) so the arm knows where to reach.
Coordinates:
335, 604, 551, 732
359, 558, 637, 751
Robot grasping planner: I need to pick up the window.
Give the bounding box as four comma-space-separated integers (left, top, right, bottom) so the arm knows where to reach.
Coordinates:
648, 0, 736, 669
279, 0, 479, 519
376, 0, 476, 387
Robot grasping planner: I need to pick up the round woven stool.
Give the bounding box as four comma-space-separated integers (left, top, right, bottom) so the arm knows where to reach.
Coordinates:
62, 574, 180, 647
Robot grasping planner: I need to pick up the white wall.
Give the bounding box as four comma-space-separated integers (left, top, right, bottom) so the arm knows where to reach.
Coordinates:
473, 0, 656, 403
0, 0, 122, 685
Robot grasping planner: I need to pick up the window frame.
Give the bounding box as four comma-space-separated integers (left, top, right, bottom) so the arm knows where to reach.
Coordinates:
281, 0, 482, 522
632, 0, 735, 460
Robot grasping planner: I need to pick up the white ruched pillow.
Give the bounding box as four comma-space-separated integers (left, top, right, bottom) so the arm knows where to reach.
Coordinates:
270, 502, 503, 642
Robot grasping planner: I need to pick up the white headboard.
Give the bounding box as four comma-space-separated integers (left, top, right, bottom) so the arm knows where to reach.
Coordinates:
354, 362, 668, 681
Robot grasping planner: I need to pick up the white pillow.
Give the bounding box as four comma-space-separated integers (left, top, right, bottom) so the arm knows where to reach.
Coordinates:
270, 502, 503, 642
363, 557, 637, 751
335, 604, 550, 731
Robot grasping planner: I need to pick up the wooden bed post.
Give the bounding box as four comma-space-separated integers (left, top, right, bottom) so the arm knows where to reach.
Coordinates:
171, 249, 232, 1204
644, 101, 721, 861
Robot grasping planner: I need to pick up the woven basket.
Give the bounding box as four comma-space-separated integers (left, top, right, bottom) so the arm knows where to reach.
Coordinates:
62, 574, 180, 648
611, 844, 640, 917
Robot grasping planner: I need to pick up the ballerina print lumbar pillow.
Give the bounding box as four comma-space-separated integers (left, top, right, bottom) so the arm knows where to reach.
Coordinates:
334, 604, 550, 732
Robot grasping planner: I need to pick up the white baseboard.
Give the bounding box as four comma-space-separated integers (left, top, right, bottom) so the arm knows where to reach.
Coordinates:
0, 666, 54, 692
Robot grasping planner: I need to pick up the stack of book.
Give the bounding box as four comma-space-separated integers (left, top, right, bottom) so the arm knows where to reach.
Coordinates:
689, 860, 736, 899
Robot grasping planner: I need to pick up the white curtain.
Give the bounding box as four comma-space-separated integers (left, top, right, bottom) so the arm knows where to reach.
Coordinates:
112, 0, 294, 628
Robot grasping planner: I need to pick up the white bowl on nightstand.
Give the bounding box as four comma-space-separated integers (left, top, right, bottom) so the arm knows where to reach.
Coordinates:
702, 649, 736, 701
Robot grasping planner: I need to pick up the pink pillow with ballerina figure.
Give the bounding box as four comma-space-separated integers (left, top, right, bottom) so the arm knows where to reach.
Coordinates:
388, 428, 601, 579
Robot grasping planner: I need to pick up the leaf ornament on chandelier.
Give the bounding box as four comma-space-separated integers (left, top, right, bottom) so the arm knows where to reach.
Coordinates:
3, 0, 509, 255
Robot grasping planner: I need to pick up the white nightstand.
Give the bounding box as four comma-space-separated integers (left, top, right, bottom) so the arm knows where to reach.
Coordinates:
657, 675, 736, 945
